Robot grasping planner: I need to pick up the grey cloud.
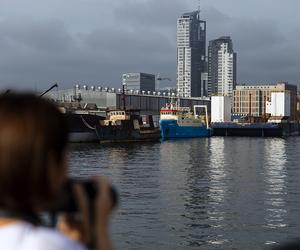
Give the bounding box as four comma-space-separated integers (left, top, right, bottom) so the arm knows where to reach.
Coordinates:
0, 0, 299, 90
203, 7, 299, 85
234, 20, 299, 84
239, 40, 300, 83
113, 0, 188, 30
0, 15, 176, 90
231, 19, 286, 51
82, 25, 176, 85
0, 17, 79, 89
205, 8, 285, 49
85, 26, 174, 57
0, 18, 72, 53
204, 7, 231, 26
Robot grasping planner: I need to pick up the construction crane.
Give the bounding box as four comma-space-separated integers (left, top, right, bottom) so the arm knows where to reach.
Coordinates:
156, 74, 171, 90
40, 83, 58, 97
156, 76, 171, 82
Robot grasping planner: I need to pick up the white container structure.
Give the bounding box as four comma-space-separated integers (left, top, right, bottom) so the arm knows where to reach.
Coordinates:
265, 100, 272, 114
211, 96, 232, 123
270, 92, 290, 117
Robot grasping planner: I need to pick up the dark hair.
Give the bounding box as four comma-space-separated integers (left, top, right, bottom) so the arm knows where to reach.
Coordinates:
0, 93, 69, 211
272, 241, 300, 250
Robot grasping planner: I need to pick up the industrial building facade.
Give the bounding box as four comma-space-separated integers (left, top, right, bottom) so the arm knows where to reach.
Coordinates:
208, 36, 237, 96
177, 11, 206, 98
232, 83, 297, 120
122, 73, 155, 92
47, 86, 210, 115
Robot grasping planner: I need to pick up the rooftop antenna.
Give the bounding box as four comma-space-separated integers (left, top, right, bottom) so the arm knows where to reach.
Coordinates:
197, 0, 203, 21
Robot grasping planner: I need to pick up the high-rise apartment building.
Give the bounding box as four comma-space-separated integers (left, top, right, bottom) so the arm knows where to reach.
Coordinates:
177, 11, 206, 97
208, 36, 237, 96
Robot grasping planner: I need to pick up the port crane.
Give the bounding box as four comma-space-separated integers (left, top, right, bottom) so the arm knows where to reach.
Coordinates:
156, 74, 171, 90
40, 83, 58, 97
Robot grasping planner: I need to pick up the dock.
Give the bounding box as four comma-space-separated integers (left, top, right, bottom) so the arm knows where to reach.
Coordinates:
211, 123, 300, 137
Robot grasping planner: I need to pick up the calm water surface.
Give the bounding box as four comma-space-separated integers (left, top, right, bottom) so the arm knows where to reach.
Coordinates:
70, 137, 300, 250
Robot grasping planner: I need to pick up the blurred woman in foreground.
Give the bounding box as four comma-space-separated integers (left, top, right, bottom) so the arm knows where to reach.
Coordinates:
0, 93, 114, 250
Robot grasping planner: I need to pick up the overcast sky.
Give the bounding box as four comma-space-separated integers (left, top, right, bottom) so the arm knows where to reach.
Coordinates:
0, 0, 299, 91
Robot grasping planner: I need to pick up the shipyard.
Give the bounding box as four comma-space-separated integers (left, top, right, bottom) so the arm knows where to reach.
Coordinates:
46, 80, 300, 142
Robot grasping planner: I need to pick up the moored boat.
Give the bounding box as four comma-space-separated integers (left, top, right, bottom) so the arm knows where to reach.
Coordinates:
159, 102, 212, 139
63, 110, 105, 143
96, 109, 161, 142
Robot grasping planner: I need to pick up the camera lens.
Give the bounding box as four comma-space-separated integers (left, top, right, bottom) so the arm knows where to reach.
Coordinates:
47, 179, 118, 213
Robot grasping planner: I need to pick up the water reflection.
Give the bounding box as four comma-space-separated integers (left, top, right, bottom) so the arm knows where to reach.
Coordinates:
158, 140, 193, 249
263, 139, 287, 230
111, 143, 164, 250
183, 139, 212, 247
69, 137, 300, 250
207, 137, 229, 246
208, 137, 226, 204
179, 138, 229, 247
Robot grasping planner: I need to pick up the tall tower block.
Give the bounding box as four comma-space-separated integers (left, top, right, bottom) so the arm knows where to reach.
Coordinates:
177, 11, 206, 97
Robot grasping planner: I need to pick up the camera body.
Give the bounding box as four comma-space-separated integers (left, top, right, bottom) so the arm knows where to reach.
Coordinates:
48, 179, 118, 213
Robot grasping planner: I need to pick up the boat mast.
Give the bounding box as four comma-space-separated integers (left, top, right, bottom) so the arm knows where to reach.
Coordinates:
177, 88, 181, 109
122, 75, 128, 110
122, 83, 126, 110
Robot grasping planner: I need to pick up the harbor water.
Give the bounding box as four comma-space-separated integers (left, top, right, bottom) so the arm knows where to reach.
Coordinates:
70, 137, 300, 250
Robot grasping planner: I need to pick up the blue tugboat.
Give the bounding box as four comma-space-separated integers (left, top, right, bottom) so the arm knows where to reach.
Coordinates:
159, 102, 212, 139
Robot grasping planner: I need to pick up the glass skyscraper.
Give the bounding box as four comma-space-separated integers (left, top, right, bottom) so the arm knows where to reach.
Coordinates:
177, 11, 206, 97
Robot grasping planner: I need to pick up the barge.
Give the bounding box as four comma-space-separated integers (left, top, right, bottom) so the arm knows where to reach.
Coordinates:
212, 122, 300, 137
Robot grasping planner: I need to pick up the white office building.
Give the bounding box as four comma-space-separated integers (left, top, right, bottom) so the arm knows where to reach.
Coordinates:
217, 43, 235, 96
208, 36, 237, 96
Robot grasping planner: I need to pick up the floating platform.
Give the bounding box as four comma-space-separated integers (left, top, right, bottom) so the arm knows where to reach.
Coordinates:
212, 123, 300, 137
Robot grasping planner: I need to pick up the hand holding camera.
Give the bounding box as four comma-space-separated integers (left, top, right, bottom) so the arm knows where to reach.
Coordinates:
54, 177, 117, 249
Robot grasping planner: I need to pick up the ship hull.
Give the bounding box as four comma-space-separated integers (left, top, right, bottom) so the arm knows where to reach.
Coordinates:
95, 111, 161, 143
96, 125, 161, 143
160, 120, 211, 139
64, 113, 104, 142
68, 132, 98, 143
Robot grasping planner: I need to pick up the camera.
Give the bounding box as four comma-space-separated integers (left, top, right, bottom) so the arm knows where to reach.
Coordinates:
48, 179, 118, 213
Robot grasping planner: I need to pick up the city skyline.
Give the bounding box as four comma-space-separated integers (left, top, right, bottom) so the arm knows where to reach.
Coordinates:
0, 0, 299, 90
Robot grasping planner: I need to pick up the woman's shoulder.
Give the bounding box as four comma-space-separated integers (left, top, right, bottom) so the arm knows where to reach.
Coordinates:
29, 224, 86, 250
0, 222, 86, 250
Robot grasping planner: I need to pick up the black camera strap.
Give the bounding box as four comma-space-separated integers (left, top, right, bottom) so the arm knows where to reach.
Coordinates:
0, 208, 41, 226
